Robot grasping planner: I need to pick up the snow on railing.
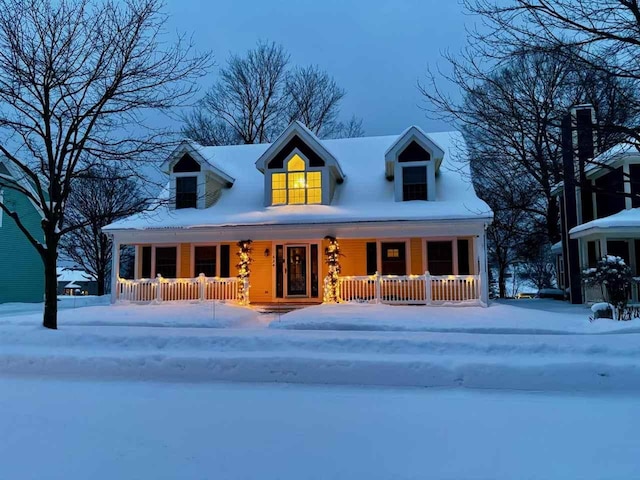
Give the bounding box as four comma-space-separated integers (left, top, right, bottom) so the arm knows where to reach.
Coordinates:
116, 274, 245, 304
334, 272, 481, 305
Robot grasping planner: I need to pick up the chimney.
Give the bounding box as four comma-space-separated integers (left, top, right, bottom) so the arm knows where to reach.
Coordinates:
560, 104, 597, 304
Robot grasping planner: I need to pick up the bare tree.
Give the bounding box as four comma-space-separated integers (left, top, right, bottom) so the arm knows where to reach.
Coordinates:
0, 0, 210, 329
331, 115, 365, 139
183, 41, 289, 145
183, 42, 363, 145
60, 166, 147, 296
422, 48, 636, 243
466, 0, 640, 140
285, 65, 345, 137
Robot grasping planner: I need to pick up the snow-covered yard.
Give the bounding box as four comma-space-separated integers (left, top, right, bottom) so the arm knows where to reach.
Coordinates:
3, 297, 638, 334
1, 377, 639, 480
271, 299, 640, 334
0, 298, 263, 328
2, 298, 640, 392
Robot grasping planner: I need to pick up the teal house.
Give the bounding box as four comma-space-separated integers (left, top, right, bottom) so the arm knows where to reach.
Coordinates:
0, 159, 44, 303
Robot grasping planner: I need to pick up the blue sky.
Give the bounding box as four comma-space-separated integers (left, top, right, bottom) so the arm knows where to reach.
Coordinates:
165, 0, 470, 136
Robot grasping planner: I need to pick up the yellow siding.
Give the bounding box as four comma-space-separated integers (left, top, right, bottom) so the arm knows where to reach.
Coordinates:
410, 238, 423, 275
339, 238, 375, 276
249, 241, 273, 303
179, 244, 191, 277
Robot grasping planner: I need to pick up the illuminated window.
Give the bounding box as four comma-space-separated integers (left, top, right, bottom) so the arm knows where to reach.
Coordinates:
271, 154, 322, 205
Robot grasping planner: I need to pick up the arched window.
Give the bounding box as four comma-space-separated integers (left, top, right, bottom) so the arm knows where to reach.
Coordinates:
272, 154, 322, 205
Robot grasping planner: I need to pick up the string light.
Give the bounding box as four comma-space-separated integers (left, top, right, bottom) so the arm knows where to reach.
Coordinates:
236, 239, 253, 305
323, 236, 341, 303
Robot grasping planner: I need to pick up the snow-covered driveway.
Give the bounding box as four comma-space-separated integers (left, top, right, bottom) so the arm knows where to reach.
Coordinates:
1, 377, 638, 480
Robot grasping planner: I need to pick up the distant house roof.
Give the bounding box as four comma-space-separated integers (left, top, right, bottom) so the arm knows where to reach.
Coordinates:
56, 268, 95, 283
570, 208, 640, 238
585, 140, 640, 177
104, 129, 492, 232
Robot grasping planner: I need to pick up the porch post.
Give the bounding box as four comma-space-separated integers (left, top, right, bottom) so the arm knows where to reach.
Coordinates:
110, 238, 121, 303
477, 229, 489, 306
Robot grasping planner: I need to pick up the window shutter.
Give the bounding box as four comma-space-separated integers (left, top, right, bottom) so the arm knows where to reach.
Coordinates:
220, 244, 230, 277
366, 242, 377, 275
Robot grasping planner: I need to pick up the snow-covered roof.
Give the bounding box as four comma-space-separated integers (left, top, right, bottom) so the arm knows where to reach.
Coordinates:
56, 268, 95, 283
570, 208, 640, 237
586, 140, 640, 177
551, 241, 562, 254
160, 140, 235, 186
105, 130, 492, 232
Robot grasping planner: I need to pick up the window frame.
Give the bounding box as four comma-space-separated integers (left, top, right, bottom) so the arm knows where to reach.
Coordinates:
402, 165, 428, 201
152, 245, 179, 278
373, 239, 411, 276
175, 175, 198, 209
422, 237, 474, 276
269, 150, 324, 206
190, 243, 220, 278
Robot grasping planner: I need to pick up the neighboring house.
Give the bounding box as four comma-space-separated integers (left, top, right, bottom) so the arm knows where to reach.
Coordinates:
555, 105, 640, 303
0, 158, 44, 303
104, 122, 493, 306
56, 268, 99, 296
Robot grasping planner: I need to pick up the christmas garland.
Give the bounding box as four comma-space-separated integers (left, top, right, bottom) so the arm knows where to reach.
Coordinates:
236, 239, 253, 305
323, 236, 341, 303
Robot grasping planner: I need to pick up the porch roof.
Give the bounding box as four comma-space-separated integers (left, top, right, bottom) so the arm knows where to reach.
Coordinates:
104, 131, 492, 233
570, 208, 640, 239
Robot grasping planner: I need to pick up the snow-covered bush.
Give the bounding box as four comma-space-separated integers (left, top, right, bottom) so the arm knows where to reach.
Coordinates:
582, 256, 637, 320
590, 302, 613, 320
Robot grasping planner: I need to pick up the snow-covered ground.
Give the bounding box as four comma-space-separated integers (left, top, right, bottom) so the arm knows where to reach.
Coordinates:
271, 299, 640, 334
0, 299, 263, 328
1, 377, 639, 480
2, 299, 640, 391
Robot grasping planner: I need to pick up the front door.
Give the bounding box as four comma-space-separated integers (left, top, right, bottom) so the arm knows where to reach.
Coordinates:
286, 245, 308, 296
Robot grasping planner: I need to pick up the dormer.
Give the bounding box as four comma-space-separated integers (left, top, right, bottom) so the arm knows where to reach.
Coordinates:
384, 126, 445, 202
162, 141, 235, 210
255, 121, 345, 206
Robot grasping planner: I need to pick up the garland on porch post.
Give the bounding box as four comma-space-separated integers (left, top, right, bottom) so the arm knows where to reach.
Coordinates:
323, 236, 341, 303
236, 240, 253, 305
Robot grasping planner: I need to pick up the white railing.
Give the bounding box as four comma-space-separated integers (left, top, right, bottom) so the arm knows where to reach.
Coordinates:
333, 272, 482, 305
116, 274, 245, 303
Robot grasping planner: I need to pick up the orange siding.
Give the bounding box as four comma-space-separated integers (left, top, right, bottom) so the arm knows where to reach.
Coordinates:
249, 241, 273, 303
179, 244, 191, 277
410, 238, 423, 275
339, 238, 375, 276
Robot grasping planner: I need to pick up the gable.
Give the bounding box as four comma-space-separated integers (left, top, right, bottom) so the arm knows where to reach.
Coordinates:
398, 141, 431, 162
267, 135, 326, 169
255, 121, 344, 180
173, 154, 201, 173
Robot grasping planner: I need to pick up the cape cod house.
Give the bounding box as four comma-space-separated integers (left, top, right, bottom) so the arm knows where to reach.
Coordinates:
0, 158, 44, 303
104, 122, 492, 306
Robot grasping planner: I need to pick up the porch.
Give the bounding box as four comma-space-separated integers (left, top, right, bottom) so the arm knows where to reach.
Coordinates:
110, 226, 489, 306
571, 230, 640, 303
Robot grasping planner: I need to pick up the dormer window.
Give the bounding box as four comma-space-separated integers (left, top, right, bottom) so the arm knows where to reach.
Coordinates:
162, 144, 235, 211
385, 127, 445, 203
271, 154, 322, 205
402, 166, 427, 201
176, 176, 197, 209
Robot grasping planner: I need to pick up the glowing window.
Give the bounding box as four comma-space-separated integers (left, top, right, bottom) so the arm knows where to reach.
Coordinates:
271, 154, 322, 205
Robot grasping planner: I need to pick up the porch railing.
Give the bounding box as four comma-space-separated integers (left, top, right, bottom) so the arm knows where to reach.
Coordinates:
331, 272, 482, 305
116, 274, 245, 303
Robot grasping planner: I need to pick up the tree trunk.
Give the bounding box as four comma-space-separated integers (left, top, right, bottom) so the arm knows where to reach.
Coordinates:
97, 274, 106, 296
498, 264, 507, 299
546, 196, 560, 243
42, 239, 58, 330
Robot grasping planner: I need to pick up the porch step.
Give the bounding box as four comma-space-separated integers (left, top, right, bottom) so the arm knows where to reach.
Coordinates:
253, 303, 318, 315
